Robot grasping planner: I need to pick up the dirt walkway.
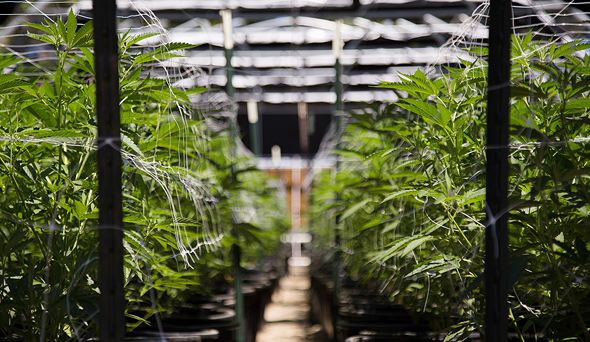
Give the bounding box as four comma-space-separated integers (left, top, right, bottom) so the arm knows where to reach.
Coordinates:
255, 265, 321, 342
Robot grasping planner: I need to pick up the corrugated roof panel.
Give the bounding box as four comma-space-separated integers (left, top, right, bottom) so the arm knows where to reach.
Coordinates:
304, 92, 337, 103
395, 18, 432, 37
240, 0, 351, 9
423, 14, 462, 33
243, 17, 296, 30
353, 17, 406, 40
189, 90, 400, 105
75, 0, 481, 12
304, 54, 337, 67
171, 47, 463, 69
72, 1, 494, 117
151, 15, 485, 48
305, 28, 333, 43
343, 90, 398, 102
168, 32, 225, 47
386, 66, 422, 74
294, 16, 337, 31
361, 0, 415, 4
177, 72, 410, 88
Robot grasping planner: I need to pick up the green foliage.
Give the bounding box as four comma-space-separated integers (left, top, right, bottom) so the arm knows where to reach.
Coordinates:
0, 11, 288, 341
310, 34, 590, 341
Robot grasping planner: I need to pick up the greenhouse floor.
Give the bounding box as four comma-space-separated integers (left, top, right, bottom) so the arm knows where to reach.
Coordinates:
255, 265, 324, 342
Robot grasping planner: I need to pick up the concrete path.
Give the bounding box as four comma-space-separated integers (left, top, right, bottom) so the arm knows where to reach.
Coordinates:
255, 266, 322, 342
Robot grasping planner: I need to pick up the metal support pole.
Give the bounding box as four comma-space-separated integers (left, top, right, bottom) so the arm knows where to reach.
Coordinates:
332, 19, 343, 342
232, 241, 244, 342
222, 9, 245, 342
225, 47, 236, 152
250, 120, 261, 156
225, 48, 234, 107
298, 101, 309, 154
93, 0, 125, 341
485, 0, 511, 340
331, 55, 343, 342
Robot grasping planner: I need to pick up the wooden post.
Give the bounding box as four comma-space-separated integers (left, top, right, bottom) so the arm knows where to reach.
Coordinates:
93, 0, 125, 341
485, 0, 511, 339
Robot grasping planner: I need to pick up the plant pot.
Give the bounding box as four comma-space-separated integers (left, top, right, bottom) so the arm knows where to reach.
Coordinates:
142, 303, 239, 342
335, 287, 430, 342
344, 333, 433, 342
125, 329, 219, 341
310, 274, 334, 341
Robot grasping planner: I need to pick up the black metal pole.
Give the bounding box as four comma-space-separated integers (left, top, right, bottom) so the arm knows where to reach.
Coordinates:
331, 53, 343, 342
248, 100, 262, 156
225, 46, 238, 177
485, 0, 511, 339
222, 10, 245, 341
93, 0, 125, 341
250, 120, 261, 156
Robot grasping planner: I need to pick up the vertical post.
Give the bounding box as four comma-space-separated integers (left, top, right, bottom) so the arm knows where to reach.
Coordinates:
221, 9, 236, 153
332, 19, 343, 342
247, 100, 261, 156
485, 0, 511, 340
333, 20, 343, 119
222, 9, 245, 342
272, 145, 281, 167
298, 101, 309, 154
232, 242, 244, 342
93, 0, 125, 341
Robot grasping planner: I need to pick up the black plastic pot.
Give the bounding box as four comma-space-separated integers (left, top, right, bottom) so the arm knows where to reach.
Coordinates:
334, 287, 431, 342
344, 333, 433, 342
310, 274, 334, 341
125, 329, 219, 341
242, 283, 262, 342
142, 303, 238, 342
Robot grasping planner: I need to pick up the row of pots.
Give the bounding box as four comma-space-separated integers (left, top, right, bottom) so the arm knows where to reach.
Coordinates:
310, 272, 548, 342
311, 274, 433, 342
128, 268, 280, 342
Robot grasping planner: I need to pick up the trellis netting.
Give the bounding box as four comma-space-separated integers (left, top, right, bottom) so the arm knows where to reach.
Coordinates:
307, 0, 590, 340
0, 1, 291, 341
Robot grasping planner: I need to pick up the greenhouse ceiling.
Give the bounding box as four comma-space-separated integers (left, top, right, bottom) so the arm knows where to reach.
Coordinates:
50, 0, 590, 154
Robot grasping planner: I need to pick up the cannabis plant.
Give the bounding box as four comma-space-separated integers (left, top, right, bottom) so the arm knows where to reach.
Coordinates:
0, 11, 215, 340
310, 34, 590, 341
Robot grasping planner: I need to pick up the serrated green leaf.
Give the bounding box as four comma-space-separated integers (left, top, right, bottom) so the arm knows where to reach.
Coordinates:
340, 199, 372, 221
381, 189, 420, 203
26, 32, 57, 46
399, 98, 449, 128
132, 52, 185, 67
27, 129, 87, 138
121, 133, 144, 158
125, 32, 162, 49
400, 235, 434, 258
405, 255, 459, 278
375, 81, 430, 94
68, 55, 94, 75
374, 235, 434, 263
65, 9, 77, 47
154, 42, 197, 55
72, 21, 94, 48
25, 22, 53, 35
565, 97, 590, 110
